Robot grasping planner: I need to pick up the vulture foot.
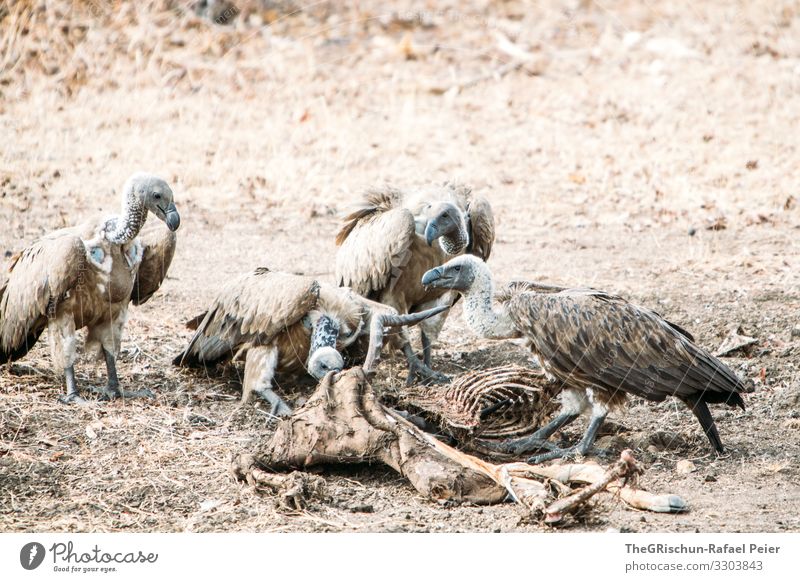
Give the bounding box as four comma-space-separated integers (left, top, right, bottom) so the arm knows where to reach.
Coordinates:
58, 392, 90, 405
480, 436, 559, 457
528, 445, 611, 465
270, 400, 293, 417
253, 388, 293, 417
88, 385, 155, 401
405, 363, 450, 386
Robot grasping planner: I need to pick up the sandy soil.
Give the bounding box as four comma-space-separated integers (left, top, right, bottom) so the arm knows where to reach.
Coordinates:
1, 0, 799, 532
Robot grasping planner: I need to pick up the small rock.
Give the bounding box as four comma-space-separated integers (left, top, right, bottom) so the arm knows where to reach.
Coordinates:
676, 460, 696, 474
704, 474, 718, 482
348, 504, 374, 513
791, 325, 800, 339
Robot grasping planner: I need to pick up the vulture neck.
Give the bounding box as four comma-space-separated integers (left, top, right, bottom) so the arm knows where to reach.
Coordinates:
439, 221, 469, 255
105, 191, 148, 244
310, 315, 340, 353
462, 268, 517, 339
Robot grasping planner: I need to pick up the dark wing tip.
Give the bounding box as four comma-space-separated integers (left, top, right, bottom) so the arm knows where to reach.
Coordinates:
185, 312, 207, 331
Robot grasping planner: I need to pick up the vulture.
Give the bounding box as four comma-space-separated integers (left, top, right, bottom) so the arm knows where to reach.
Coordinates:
0, 173, 180, 403
421, 255, 750, 462
173, 267, 446, 415
335, 183, 494, 383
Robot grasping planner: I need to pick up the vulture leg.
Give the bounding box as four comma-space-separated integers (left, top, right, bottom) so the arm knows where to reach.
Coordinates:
420, 332, 433, 368
242, 345, 292, 417
87, 312, 154, 400
88, 349, 155, 400
58, 365, 88, 405
527, 395, 611, 463
49, 313, 87, 405
363, 306, 450, 380
481, 411, 581, 456
415, 295, 452, 369
402, 343, 449, 385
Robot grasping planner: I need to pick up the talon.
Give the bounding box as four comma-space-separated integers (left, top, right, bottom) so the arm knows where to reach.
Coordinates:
58, 393, 89, 405
270, 400, 293, 417
88, 385, 122, 401
405, 362, 450, 386
528, 445, 588, 464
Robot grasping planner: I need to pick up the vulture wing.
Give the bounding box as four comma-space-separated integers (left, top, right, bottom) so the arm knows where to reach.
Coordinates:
465, 194, 495, 261
505, 289, 747, 407
174, 268, 320, 367
131, 222, 177, 306
335, 187, 416, 298
0, 230, 87, 363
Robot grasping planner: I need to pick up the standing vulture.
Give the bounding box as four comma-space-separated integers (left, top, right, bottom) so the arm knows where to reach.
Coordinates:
173, 267, 446, 415
421, 255, 750, 461
0, 173, 180, 403
335, 183, 494, 383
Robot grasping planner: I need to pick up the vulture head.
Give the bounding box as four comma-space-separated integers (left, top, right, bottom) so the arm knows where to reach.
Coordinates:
423, 201, 468, 254
307, 346, 345, 379
421, 254, 485, 293
126, 172, 181, 232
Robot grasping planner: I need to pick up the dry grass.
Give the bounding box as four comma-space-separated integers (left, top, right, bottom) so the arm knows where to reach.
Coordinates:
2, 0, 800, 532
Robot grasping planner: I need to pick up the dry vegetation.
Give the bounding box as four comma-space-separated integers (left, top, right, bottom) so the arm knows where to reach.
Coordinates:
1, 0, 800, 532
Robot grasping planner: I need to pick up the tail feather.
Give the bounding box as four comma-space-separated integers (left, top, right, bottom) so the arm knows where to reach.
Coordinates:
683, 397, 725, 453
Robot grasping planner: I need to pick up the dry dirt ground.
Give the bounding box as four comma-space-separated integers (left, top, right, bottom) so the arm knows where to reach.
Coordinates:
1, 0, 799, 532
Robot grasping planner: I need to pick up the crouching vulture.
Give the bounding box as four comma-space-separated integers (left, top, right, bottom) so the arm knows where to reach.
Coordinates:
421, 256, 751, 461
173, 267, 447, 415
0, 173, 180, 403
335, 183, 494, 383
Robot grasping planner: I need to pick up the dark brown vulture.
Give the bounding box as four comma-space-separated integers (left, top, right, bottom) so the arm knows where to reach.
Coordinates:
421, 255, 751, 462
0, 173, 180, 404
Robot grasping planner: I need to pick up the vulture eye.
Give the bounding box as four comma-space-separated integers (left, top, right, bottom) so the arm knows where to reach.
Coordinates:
153, 192, 162, 200
454, 265, 462, 272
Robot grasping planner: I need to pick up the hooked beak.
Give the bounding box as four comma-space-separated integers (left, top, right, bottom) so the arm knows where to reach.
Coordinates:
421, 266, 444, 287
424, 221, 438, 246
164, 204, 181, 232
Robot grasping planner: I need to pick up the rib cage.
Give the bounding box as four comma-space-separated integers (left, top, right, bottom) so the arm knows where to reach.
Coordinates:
401, 365, 560, 446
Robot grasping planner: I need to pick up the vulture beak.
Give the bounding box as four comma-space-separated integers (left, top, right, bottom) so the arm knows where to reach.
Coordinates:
165, 204, 181, 232
421, 266, 444, 287
424, 221, 438, 246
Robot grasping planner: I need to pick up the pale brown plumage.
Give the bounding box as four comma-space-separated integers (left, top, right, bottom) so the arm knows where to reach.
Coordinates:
174, 267, 424, 415
422, 255, 751, 460
0, 173, 179, 403
335, 183, 495, 381
132, 222, 178, 305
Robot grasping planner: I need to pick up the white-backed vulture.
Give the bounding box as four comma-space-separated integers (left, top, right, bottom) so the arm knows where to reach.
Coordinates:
173, 267, 446, 415
335, 183, 494, 383
421, 255, 751, 461
0, 173, 180, 403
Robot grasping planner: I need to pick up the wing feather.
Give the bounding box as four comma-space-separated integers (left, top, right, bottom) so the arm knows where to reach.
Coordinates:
335, 189, 416, 298
131, 222, 177, 306
465, 194, 495, 260
174, 268, 320, 366
0, 230, 86, 363
506, 289, 748, 404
